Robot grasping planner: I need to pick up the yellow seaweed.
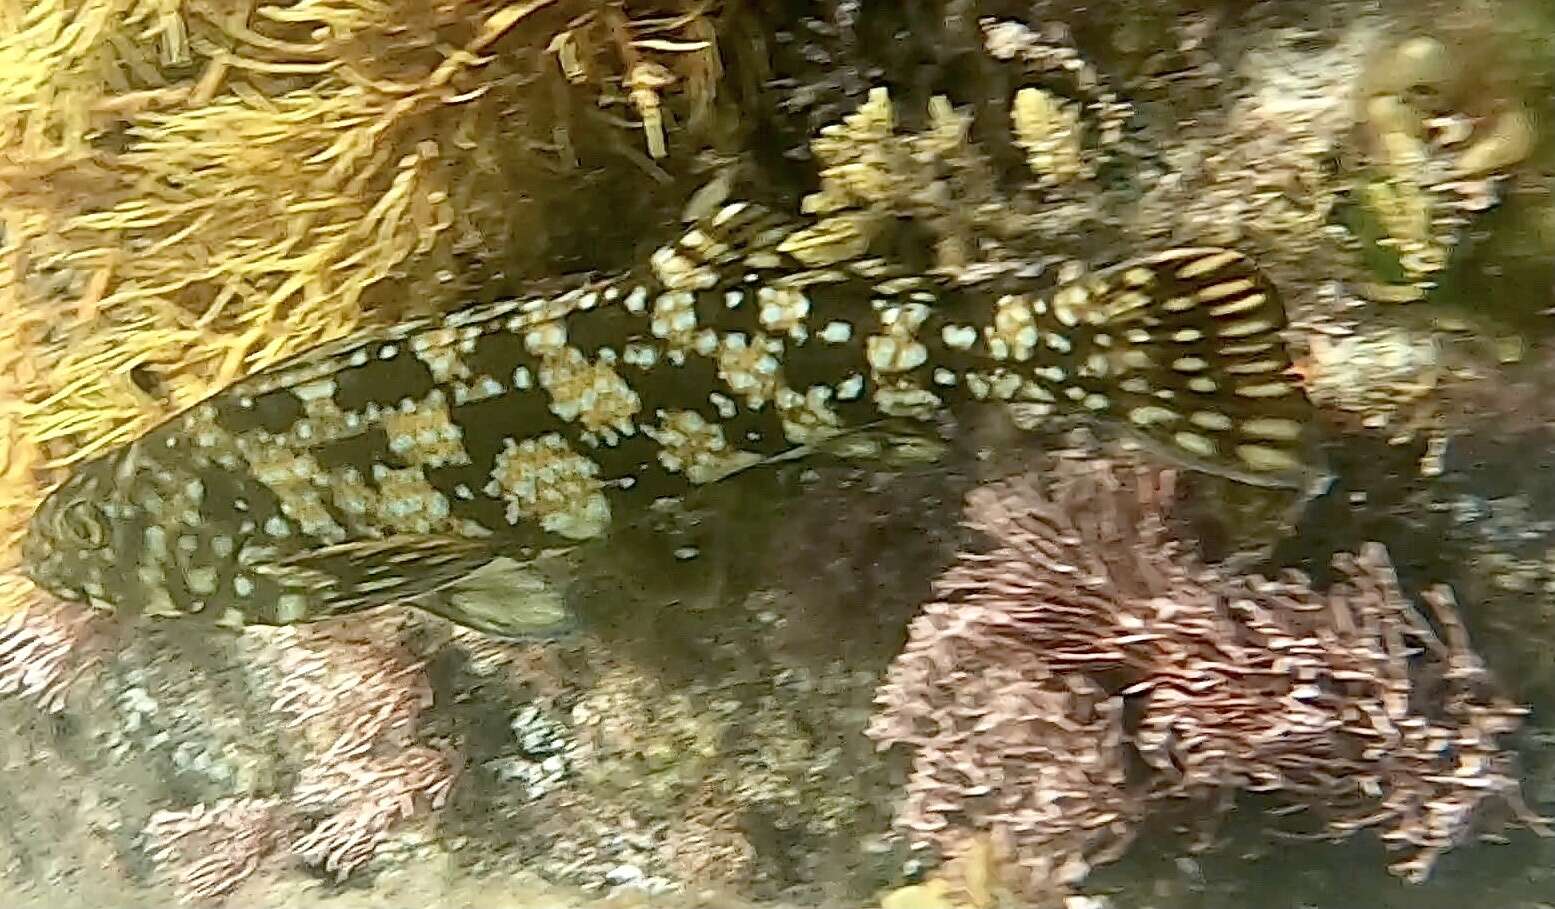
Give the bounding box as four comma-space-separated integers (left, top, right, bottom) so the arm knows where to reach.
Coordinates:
0, 0, 726, 591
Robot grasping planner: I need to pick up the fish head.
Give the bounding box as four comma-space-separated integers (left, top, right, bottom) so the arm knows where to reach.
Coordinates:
23, 452, 129, 608
22, 437, 244, 618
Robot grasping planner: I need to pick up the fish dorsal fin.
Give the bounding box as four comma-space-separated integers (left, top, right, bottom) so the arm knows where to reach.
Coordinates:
1089, 247, 1327, 489
650, 199, 911, 292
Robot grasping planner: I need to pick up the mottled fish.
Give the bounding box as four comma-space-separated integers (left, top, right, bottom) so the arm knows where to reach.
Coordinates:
22, 202, 1324, 638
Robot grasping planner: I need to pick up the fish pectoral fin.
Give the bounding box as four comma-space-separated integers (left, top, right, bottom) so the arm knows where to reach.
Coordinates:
1094, 247, 1330, 489
266, 534, 502, 618
416, 554, 579, 640
749, 419, 949, 471
808, 418, 950, 468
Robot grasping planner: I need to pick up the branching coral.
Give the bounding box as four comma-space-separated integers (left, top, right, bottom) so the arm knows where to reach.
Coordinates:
289, 744, 458, 879
982, 18, 1132, 182
869, 456, 1543, 901
776, 18, 1136, 273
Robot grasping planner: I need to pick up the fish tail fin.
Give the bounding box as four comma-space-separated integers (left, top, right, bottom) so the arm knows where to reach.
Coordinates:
1090, 247, 1328, 489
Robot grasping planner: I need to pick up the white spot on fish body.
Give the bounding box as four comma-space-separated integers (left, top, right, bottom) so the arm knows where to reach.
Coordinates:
820, 321, 853, 344
1236, 381, 1293, 399
1237, 444, 1302, 472
941, 324, 977, 350
277, 595, 308, 622
1226, 359, 1284, 375
1210, 293, 1266, 317
1197, 278, 1256, 301
1177, 249, 1242, 279
1129, 406, 1178, 426
293, 379, 337, 402
1242, 417, 1304, 441
1219, 319, 1271, 339
525, 322, 567, 355
1174, 431, 1218, 458
622, 344, 658, 370
1190, 411, 1234, 431
712, 202, 747, 226
710, 392, 738, 419
186, 568, 218, 595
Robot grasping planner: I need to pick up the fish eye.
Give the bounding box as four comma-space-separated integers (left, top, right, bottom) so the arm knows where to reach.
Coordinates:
58, 500, 108, 549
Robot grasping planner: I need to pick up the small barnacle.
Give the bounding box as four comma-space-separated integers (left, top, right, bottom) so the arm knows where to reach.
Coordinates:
1013, 88, 1088, 186
1456, 106, 1536, 177
1362, 36, 1452, 102
627, 61, 679, 159
1303, 324, 1442, 443
547, 26, 590, 84
1350, 35, 1534, 300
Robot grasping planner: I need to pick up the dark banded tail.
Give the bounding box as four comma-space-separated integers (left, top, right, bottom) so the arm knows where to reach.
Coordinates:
1094, 247, 1327, 489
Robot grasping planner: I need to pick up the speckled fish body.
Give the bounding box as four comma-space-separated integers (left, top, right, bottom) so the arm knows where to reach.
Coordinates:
23, 202, 1322, 637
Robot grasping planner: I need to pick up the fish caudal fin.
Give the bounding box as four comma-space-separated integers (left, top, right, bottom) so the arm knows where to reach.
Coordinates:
1091, 247, 1326, 489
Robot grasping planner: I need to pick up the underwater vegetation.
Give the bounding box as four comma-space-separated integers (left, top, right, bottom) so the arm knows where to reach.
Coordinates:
4, 1, 1555, 908
870, 455, 1544, 901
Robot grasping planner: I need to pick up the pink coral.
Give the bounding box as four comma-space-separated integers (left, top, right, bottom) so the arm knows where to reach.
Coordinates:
144, 619, 458, 895
143, 798, 290, 901
270, 621, 457, 880
869, 458, 1543, 897
0, 579, 107, 713
290, 745, 458, 879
